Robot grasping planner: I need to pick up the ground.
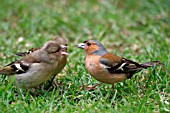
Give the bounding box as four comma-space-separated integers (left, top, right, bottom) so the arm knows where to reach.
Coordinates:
0, 0, 170, 112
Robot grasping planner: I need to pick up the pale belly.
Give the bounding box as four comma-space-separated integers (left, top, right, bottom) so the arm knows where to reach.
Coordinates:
9, 63, 58, 88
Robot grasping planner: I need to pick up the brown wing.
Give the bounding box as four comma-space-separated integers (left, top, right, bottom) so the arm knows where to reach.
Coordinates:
0, 60, 30, 75
15, 48, 40, 56
99, 53, 145, 77
0, 51, 43, 75
99, 53, 122, 68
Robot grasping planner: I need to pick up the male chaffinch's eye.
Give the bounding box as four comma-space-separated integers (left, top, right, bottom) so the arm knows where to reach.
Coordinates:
87, 42, 91, 46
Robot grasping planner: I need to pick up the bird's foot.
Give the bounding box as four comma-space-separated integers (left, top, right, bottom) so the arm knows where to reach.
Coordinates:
81, 83, 101, 91
53, 81, 60, 87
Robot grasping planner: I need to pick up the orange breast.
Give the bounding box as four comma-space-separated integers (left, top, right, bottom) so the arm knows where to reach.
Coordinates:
85, 55, 127, 84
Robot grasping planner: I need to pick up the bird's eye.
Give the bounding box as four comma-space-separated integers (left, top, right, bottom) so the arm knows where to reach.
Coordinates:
87, 42, 91, 46
56, 49, 60, 52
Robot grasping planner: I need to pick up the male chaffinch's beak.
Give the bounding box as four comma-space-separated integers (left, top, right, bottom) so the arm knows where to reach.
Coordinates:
76, 43, 86, 49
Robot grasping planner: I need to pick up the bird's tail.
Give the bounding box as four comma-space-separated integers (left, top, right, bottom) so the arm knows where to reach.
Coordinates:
141, 61, 163, 68
0, 68, 6, 75
0, 68, 8, 75
0, 66, 15, 75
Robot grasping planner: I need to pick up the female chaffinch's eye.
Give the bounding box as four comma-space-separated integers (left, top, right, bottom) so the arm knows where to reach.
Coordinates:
56, 49, 60, 52
87, 42, 91, 46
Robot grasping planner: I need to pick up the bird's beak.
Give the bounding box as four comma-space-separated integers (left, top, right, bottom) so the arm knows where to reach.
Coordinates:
76, 43, 86, 49
61, 45, 67, 49
61, 51, 68, 55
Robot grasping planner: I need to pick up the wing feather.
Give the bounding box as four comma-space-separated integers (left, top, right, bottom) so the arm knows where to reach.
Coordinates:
99, 54, 145, 75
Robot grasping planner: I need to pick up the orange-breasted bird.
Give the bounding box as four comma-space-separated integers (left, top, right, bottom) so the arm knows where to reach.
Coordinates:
0, 40, 67, 88
76, 40, 162, 90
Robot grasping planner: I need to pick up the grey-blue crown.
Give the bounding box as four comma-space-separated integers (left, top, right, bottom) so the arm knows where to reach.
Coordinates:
91, 40, 107, 55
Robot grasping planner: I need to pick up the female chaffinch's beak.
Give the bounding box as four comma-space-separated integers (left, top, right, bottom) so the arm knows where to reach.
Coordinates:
76, 43, 86, 49
61, 51, 68, 55
61, 45, 67, 49
60, 44, 68, 55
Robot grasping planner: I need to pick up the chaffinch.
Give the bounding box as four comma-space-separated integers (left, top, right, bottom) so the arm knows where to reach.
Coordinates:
0, 40, 67, 88
15, 37, 68, 87
16, 37, 67, 57
47, 37, 68, 86
52, 37, 67, 76
76, 40, 162, 90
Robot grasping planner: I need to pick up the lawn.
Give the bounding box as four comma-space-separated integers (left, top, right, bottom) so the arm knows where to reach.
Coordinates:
0, 0, 169, 112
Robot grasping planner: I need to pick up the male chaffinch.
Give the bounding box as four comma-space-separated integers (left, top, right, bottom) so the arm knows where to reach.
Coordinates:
15, 37, 68, 87
76, 40, 162, 90
0, 40, 67, 88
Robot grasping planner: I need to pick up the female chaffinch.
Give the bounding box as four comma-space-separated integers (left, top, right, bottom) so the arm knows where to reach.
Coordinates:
16, 37, 67, 57
48, 37, 68, 86
52, 37, 67, 76
0, 40, 67, 88
76, 40, 162, 90
15, 37, 68, 87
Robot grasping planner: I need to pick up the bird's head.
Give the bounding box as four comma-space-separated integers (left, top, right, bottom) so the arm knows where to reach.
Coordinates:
76, 40, 107, 56
53, 37, 68, 53
42, 41, 67, 59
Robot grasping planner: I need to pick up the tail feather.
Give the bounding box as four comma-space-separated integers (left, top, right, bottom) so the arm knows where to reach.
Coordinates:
141, 61, 163, 68
0, 66, 16, 75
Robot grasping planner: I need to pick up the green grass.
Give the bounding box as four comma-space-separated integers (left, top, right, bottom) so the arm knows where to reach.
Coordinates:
0, 0, 170, 112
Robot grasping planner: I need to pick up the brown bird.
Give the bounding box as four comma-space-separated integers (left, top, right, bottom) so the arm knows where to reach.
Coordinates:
76, 40, 162, 91
15, 37, 68, 87
0, 40, 67, 88
52, 37, 67, 76
48, 37, 68, 86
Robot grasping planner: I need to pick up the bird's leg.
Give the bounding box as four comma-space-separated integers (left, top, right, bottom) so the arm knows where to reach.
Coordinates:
44, 75, 58, 89
112, 84, 114, 90
110, 84, 114, 97
50, 75, 58, 87
82, 83, 102, 91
